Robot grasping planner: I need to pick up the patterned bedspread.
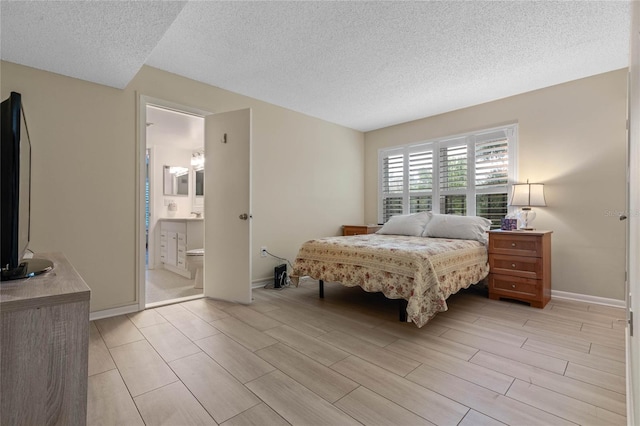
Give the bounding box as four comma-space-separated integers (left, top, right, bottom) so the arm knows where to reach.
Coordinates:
293, 234, 489, 328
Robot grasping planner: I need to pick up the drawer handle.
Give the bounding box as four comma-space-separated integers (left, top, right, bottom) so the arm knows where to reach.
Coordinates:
511, 263, 516, 268
511, 243, 516, 247
512, 284, 516, 288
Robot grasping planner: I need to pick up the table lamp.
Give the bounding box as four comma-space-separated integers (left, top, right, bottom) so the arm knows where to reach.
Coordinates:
508, 180, 546, 230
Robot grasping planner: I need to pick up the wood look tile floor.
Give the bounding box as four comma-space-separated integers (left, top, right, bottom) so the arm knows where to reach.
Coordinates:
88, 279, 627, 426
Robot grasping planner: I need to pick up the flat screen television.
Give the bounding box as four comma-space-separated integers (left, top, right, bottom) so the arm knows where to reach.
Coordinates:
1, 91, 53, 281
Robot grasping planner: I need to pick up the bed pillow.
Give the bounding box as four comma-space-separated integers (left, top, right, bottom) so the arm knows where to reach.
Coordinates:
423, 213, 491, 244
376, 212, 431, 236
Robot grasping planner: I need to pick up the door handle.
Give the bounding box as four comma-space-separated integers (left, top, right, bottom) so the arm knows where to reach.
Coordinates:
620, 214, 628, 221
239, 213, 250, 220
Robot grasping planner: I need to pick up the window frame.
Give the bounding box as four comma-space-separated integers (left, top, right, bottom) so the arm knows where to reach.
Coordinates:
378, 124, 518, 224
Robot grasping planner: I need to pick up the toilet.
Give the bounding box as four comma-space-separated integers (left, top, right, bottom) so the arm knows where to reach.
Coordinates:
186, 248, 204, 289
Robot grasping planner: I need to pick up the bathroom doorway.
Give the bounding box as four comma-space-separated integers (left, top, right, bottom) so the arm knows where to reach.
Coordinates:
141, 101, 206, 307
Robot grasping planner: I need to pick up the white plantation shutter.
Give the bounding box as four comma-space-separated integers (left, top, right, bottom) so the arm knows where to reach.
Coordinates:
475, 130, 509, 189
382, 153, 404, 194
409, 149, 433, 213
439, 141, 468, 215
378, 125, 516, 226
474, 130, 510, 227
380, 151, 405, 223
439, 143, 467, 191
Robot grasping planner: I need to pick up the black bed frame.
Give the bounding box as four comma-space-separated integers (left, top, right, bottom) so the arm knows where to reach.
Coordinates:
318, 280, 409, 322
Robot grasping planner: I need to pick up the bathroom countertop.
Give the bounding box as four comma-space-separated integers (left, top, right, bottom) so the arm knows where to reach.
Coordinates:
160, 217, 204, 221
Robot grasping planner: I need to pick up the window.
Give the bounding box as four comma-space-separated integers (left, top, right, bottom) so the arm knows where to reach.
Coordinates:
409, 149, 433, 214
378, 125, 517, 228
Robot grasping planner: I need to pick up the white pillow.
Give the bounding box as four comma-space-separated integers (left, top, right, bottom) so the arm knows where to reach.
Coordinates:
376, 212, 431, 237
423, 214, 491, 244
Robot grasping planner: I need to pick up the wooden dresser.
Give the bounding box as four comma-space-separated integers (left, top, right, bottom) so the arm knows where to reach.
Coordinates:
342, 225, 382, 236
1, 252, 91, 425
487, 230, 552, 308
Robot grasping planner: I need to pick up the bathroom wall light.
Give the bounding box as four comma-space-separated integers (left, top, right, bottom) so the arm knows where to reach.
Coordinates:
169, 166, 189, 176
191, 151, 204, 168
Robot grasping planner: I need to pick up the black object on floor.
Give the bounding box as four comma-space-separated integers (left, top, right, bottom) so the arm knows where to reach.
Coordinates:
274, 264, 287, 288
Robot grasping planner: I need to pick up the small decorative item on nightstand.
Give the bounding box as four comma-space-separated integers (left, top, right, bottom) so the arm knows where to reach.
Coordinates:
500, 218, 517, 230
487, 229, 552, 308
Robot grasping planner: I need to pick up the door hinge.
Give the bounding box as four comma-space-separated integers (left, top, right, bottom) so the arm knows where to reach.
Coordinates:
630, 310, 634, 337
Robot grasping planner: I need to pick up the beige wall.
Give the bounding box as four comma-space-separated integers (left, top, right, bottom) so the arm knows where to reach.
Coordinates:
365, 69, 628, 300
1, 62, 364, 312
1, 59, 626, 307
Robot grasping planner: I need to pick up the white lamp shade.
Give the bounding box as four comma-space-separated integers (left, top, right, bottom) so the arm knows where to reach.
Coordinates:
509, 183, 546, 207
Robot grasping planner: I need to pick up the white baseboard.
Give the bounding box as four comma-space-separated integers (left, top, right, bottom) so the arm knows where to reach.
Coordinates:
252, 277, 272, 289
90, 303, 140, 321
551, 290, 625, 308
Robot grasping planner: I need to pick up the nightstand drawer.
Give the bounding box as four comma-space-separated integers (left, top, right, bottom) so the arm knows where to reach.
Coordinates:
489, 254, 543, 279
489, 274, 540, 298
343, 225, 382, 236
489, 233, 542, 257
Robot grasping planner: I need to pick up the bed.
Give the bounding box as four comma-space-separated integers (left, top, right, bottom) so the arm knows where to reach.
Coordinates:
292, 213, 491, 328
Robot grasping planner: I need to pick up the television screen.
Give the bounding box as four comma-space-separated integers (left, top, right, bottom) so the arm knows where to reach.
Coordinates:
1, 92, 52, 280
18, 98, 31, 259
1, 92, 22, 273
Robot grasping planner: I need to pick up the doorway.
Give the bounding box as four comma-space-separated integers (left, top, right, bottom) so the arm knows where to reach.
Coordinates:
137, 97, 207, 308
137, 96, 253, 311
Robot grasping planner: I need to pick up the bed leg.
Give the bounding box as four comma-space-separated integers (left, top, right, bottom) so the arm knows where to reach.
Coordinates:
398, 299, 408, 322
319, 280, 324, 298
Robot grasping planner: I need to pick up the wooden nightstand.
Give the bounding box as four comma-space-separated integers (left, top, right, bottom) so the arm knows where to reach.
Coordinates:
342, 225, 382, 236
487, 230, 552, 308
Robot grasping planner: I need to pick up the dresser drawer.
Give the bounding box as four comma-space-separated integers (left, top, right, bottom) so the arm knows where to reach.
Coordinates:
489, 254, 543, 279
489, 233, 542, 257
489, 274, 540, 298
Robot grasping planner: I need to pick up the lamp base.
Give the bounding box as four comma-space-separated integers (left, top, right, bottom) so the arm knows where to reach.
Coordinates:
516, 208, 537, 230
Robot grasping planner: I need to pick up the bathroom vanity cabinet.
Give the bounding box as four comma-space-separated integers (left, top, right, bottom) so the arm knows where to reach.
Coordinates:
159, 218, 203, 278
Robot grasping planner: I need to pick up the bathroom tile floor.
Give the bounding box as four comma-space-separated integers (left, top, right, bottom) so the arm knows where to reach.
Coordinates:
89, 279, 627, 425
145, 268, 202, 305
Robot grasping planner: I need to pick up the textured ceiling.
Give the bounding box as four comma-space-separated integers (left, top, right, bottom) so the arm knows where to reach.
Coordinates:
1, 1, 631, 132
0, 1, 187, 89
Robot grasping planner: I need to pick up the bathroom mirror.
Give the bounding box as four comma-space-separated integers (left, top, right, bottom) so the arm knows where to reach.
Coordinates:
163, 165, 189, 196
195, 169, 204, 197
192, 167, 204, 210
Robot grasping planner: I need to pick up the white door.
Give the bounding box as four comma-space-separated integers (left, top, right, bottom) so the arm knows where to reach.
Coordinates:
203, 109, 252, 303
628, 3, 639, 423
